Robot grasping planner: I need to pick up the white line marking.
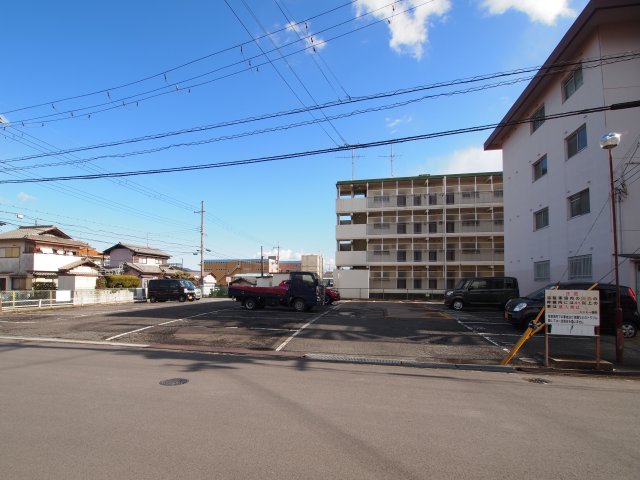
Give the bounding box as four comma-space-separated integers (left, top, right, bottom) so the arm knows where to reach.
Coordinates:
0, 336, 148, 348
455, 319, 503, 348
275, 309, 331, 352
105, 308, 231, 341
0, 320, 37, 324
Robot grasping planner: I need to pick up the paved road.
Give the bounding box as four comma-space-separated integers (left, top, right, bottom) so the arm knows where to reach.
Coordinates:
1, 340, 638, 480
1, 299, 639, 367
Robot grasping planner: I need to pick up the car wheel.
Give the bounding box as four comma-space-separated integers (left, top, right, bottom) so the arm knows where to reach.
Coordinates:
244, 298, 257, 310
452, 299, 464, 311
293, 298, 306, 312
149, 296, 157, 303
178, 295, 187, 302
622, 322, 637, 338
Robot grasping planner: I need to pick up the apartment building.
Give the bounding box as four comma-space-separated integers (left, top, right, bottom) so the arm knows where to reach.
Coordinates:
484, 0, 640, 296
335, 173, 505, 297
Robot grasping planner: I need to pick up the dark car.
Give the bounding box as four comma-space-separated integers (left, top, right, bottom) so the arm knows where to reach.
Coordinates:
504, 282, 639, 338
148, 279, 196, 303
444, 276, 519, 311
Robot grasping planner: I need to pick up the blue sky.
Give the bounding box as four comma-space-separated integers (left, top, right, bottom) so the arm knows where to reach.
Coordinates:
0, 0, 588, 270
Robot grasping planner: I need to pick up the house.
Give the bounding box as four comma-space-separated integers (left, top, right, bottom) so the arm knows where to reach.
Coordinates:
58, 258, 101, 290
0, 225, 93, 290
484, 0, 640, 296
335, 173, 505, 298
102, 242, 172, 287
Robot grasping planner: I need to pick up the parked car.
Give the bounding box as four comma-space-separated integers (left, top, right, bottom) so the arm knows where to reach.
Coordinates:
184, 280, 202, 300
504, 282, 639, 338
324, 287, 340, 305
148, 279, 197, 303
444, 276, 519, 311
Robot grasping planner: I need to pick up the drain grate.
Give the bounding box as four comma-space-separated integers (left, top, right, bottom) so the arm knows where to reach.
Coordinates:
527, 377, 550, 384
159, 378, 189, 386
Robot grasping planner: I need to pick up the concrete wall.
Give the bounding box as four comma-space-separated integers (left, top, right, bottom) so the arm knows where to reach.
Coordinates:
335, 269, 369, 299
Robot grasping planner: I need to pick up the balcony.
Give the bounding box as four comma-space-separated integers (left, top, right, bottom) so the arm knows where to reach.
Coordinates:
336, 223, 367, 240
336, 197, 367, 213
335, 251, 367, 267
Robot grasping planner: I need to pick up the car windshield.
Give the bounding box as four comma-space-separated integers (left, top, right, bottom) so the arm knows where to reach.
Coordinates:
454, 279, 470, 289
525, 283, 557, 300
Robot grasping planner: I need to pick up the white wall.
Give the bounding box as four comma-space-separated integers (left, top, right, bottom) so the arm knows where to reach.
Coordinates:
335, 269, 369, 299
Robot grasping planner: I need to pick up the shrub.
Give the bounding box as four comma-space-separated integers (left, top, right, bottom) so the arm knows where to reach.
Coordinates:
102, 275, 140, 288
33, 282, 56, 291
95, 277, 107, 289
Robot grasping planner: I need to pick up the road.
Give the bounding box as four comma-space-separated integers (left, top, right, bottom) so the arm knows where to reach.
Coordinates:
1, 340, 638, 479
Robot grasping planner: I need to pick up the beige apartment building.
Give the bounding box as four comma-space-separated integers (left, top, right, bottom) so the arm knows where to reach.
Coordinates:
335, 173, 505, 298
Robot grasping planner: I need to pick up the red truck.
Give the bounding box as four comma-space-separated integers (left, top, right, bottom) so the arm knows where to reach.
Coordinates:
228, 271, 324, 312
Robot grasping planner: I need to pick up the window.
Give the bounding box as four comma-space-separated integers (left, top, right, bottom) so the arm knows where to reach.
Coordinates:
397, 195, 406, 207
566, 124, 587, 158
397, 279, 407, 289
462, 220, 479, 227
534, 207, 549, 230
428, 279, 438, 289
428, 194, 438, 205
445, 193, 455, 204
446, 250, 455, 261
338, 241, 352, 252
372, 195, 390, 205
533, 155, 547, 181
531, 104, 545, 133
568, 255, 592, 280
568, 189, 590, 218
562, 65, 583, 101
414, 223, 422, 234
462, 191, 479, 200
414, 251, 422, 261
0, 247, 20, 258
493, 190, 503, 198
428, 250, 437, 261
413, 195, 422, 206
414, 279, 422, 289
446, 221, 455, 233
534, 260, 550, 281
428, 222, 437, 233
397, 223, 407, 234
397, 251, 406, 262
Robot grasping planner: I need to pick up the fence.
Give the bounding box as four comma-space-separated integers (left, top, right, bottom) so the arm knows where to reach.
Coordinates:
0, 288, 144, 310
333, 287, 445, 301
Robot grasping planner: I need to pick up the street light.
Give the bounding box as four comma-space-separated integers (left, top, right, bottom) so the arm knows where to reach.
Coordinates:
600, 131, 623, 365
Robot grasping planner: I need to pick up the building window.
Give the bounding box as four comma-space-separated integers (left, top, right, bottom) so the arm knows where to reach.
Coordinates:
428, 222, 437, 233
531, 104, 545, 133
397, 279, 407, 289
414, 251, 422, 261
568, 255, 592, 280
568, 189, 590, 218
562, 65, 583, 101
446, 221, 455, 233
428, 279, 438, 289
428, 250, 437, 261
445, 193, 455, 204
534, 207, 549, 230
494, 190, 503, 198
446, 250, 455, 261
534, 260, 550, 281
413, 195, 422, 206
397, 251, 406, 262
462, 191, 479, 200
397, 223, 407, 234
566, 124, 587, 158
397, 195, 406, 207
428, 194, 438, 205
414, 223, 422, 234
533, 155, 547, 181
0, 247, 20, 258
414, 279, 422, 289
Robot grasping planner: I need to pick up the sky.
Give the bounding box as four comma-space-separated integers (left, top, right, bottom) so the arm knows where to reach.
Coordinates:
0, 0, 589, 271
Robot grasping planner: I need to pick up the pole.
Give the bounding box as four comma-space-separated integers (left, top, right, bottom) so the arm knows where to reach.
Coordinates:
260, 246, 264, 277
608, 149, 624, 364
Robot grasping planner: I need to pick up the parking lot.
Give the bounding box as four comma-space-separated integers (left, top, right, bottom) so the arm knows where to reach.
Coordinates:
1, 298, 639, 367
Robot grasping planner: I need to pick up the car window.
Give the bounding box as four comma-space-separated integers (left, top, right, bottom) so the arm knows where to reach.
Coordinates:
470, 279, 488, 289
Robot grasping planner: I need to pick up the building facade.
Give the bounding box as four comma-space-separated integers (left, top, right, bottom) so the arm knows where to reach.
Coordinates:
485, 0, 640, 296
335, 173, 505, 297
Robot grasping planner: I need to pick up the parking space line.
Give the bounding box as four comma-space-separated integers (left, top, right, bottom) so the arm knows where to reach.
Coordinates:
105, 308, 233, 341
275, 309, 332, 352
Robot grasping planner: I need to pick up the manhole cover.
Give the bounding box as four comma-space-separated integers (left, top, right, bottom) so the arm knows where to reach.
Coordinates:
159, 378, 189, 386
527, 378, 550, 384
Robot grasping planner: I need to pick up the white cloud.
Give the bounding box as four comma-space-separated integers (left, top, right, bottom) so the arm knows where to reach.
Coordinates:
355, 0, 451, 60
426, 146, 502, 175
18, 192, 36, 202
480, 0, 576, 25
385, 114, 413, 130
286, 20, 326, 53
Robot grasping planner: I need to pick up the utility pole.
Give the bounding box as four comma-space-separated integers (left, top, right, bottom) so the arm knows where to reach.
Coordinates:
195, 201, 205, 286
260, 246, 264, 277
337, 149, 364, 180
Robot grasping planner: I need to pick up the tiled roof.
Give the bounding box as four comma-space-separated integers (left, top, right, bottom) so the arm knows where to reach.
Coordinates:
0, 225, 89, 248
103, 242, 170, 258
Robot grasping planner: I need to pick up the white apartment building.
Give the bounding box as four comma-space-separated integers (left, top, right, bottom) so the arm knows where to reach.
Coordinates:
485, 0, 640, 296
335, 173, 505, 298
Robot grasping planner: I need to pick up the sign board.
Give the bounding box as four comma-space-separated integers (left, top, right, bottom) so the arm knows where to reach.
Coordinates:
545, 289, 600, 336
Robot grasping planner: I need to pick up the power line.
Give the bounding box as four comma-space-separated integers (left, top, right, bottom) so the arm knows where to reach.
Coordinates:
2, 100, 638, 184
4, 50, 637, 166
